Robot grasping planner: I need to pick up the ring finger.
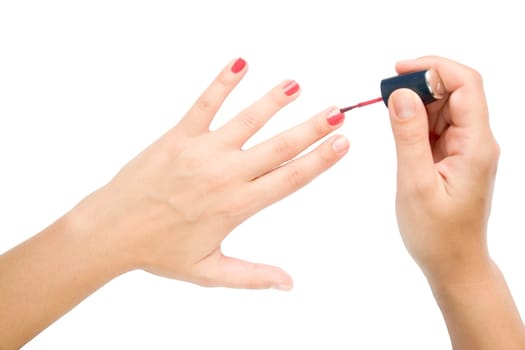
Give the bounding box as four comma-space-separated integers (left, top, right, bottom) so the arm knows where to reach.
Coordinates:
215, 79, 301, 147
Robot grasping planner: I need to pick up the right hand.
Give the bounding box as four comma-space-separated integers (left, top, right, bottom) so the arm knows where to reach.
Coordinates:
386, 56, 500, 283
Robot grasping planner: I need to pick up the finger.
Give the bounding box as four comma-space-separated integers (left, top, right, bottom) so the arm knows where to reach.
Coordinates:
388, 89, 439, 192
248, 134, 349, 208
178, 57, 248, 135
431, 126, 450, 163
395, 55, 489, 129
433, 111, 449, 137
197, 251, 293, 291
243, 107, 345, 178
215, 79, 301, 147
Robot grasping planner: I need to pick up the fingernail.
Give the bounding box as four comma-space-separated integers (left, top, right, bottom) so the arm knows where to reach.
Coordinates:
283, 80, 300, 96
231, 58, 246, 73
327, 108, 345, 126
272, 282, 293, 291
332, 136, 349, 155
392, 89, 416, 119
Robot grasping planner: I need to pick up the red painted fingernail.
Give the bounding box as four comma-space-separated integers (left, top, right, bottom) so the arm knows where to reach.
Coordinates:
327, 108, 345, 126
283, 80, 300, 96
231, 58, 246, 73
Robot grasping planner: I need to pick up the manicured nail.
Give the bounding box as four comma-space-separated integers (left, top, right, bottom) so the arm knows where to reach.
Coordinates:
283, 80, 300, 96
332, 136, 349, 155
392, 89, 416, 119
231, 58, 246, 73
327, 108, 345, 126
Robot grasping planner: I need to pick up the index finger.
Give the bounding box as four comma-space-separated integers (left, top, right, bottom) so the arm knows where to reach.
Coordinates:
395, 55, 490, 130
177, 58, 248, 135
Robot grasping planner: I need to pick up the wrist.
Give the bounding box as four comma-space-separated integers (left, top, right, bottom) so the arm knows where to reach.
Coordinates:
412, 229, 491, 287
65, 186, 139, 276
425, 258, 525, 349
424, 252, 494, 296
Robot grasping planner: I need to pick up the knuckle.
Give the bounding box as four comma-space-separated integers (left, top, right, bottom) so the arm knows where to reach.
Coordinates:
219, 195, 253, 222
469, 137, 500, 170
286, 168, 305, 191
487, 139, 501, 171
413, 179, 435, 198
239, 111, 261, 133
311, 117, 328, 138
396, 127, 427, 148
466, 67, 484, 86
215, 71, 232, 89
319, 144, 336, 163
492, 140, 501, 162
195, 97, 216, 115
272, 136, 294, 159
420, 54, 439, 60
270, 88, 289, 108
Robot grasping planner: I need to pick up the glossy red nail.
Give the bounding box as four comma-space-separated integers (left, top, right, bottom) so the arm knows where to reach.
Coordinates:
327, 112, 345, 126
283, 80, 300, 96
231, 58, 246, 73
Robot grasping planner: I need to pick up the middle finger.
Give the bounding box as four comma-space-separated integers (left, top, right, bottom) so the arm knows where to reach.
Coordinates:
242, 106, 345, 179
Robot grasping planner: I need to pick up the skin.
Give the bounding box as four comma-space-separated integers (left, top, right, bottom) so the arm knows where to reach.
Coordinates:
0, 58, 349, 348
387, 56, 525, 349
1, 55, 523, 349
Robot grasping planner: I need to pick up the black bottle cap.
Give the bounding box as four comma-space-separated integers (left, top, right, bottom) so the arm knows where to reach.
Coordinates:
380, 69, 445, 106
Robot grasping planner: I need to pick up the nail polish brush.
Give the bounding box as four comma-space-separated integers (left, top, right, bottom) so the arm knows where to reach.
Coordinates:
340, 69, 446, 113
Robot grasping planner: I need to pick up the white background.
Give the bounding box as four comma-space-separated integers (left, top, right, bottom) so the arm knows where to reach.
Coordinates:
1, 1, 524, 349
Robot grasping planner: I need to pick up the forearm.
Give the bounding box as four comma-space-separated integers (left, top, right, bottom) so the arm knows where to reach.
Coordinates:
428, 259, 525, 350
0, 191, 132, 348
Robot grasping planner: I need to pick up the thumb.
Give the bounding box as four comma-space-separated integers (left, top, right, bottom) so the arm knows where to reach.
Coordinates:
388, 89, 436, 190
197, 252, 293, 291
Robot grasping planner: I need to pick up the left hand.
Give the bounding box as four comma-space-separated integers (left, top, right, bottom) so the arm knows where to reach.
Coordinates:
73, 57, 349, 291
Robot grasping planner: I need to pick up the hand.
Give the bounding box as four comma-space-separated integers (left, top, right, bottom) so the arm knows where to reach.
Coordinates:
386, 56, 499, 282
0, 58, 349, 347
387, 55, 525, 350
74, 58, 349, 291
